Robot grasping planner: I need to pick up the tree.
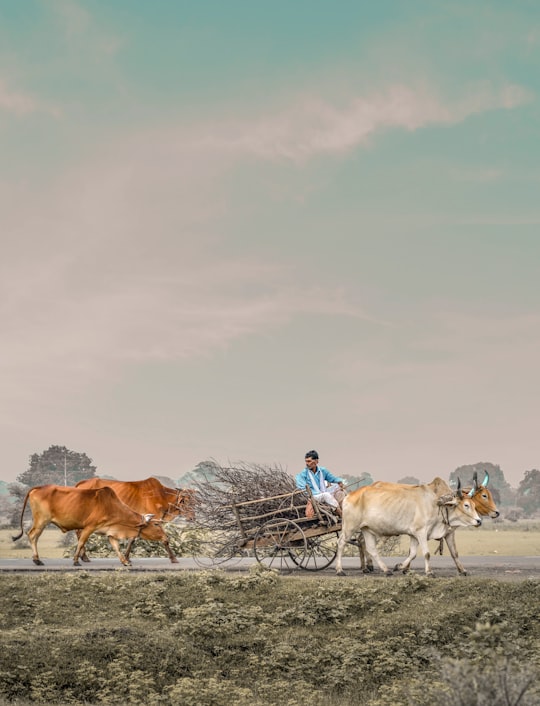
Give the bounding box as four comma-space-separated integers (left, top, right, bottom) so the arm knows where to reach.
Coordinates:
516, 469, 540, 517
15, 445, 98, 488
398, 476, 421, 485
449, 462, 514, 505
342, 471, 373, 490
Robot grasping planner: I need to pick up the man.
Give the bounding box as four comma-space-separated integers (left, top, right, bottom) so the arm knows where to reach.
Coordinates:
295, 450, 345, 516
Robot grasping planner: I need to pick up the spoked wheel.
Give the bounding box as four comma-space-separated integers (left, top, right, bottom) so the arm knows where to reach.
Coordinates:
253, 520, 307, 571
294, 530, 339, 571
193, 530, 243, 568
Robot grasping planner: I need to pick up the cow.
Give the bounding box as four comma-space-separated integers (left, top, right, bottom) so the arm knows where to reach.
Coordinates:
335, 477, 482, 577
12, 485, 171, 567
356, 472, 499, 576
75, 477, 197, 563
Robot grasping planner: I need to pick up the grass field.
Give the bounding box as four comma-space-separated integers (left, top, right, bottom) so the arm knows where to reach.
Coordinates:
1, 570, 539, 705
2, 521, 540, 560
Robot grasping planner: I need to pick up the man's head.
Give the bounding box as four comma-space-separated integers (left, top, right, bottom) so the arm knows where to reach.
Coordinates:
305, 450, 319, 470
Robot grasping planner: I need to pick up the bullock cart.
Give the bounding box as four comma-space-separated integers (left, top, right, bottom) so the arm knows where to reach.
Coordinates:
191, 463, 343, 571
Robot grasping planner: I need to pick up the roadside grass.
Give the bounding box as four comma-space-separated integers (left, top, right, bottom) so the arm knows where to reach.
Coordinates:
2, 521, 540, 561
0, 568, 539, 705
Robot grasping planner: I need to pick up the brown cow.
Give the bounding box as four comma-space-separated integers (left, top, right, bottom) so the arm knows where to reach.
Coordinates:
12, 485, 170, 566
75, 477, 197, 563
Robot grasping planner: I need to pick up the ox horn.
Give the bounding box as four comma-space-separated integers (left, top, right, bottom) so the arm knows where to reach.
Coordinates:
456, 478, 463, 499
482, 471, 490, 487
468, 474, 478, 498
143, 513, 155, 523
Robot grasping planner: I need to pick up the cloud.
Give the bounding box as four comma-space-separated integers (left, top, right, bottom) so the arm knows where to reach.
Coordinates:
213, 82, 532, 162
0, 76, 61, 118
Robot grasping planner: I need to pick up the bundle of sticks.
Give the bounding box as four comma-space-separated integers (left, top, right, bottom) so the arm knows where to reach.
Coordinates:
192, 461, 308, 533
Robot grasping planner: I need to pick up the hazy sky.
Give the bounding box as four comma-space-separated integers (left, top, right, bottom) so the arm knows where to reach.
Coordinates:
1, 1, 539, 487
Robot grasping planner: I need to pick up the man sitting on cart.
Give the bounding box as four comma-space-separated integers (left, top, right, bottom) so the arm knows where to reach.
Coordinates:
295, 450, 345, 517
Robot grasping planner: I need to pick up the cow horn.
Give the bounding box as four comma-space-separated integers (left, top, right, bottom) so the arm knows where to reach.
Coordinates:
143, 513, 155, 523
482, 471, 490, 487
456, 478, 463, 499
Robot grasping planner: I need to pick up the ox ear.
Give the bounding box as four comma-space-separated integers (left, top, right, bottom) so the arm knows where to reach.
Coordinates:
482, 471, 490, 487
143, 513, 155, 523
456, 478, 463, 499
438, 493, 457, 507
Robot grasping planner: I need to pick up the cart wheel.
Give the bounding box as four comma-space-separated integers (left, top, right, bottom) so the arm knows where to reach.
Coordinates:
294, 531, 339, 571
253, 520, 307, 571
193, 531, 243, 568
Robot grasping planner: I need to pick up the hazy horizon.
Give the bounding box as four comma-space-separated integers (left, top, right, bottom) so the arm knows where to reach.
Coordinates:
1, 1, 539, 488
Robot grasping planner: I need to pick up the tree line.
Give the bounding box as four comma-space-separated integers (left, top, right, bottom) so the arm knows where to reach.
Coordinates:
2, 445, 540, 525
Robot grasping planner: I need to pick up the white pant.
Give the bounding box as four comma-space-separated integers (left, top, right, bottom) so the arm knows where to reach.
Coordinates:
314, 483, 341, 508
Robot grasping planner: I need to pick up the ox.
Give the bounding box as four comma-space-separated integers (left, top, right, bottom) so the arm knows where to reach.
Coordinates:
335, 477, 482, 577
12, 485, 170, 567
434, 471, 499, 575
75, 477, 197, 563
356, 472, 499, 576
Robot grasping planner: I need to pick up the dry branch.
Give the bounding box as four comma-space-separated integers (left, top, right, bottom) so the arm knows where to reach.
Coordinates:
192, 461, 310, 535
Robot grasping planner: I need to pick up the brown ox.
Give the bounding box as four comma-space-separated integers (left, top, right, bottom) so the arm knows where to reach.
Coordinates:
75, 477, 197, 563
12, 485, 170, 567
434, 471, 499, 574
336, 477, 482, 577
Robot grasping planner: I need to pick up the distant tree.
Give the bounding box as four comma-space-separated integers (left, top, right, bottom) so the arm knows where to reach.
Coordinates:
516, 469, 540, 517
342, 472, 373, 490
15, 445, 98, 489
397, 476, 421, 485
449, 462, 514, 505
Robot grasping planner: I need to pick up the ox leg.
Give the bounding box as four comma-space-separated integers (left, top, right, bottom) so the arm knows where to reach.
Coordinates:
73, 528, 95, 566
75, 529, 91, 563
123, 535, 179, 564
355, 534, 374, 573
363, 531, 392, 575
394, 537, 418, 573
162, 536, 178, 564
444, 529, 467, 576
27, 524, 46, 566
107, 536, 131, 566
416, 533, 433, 576
335, 519, 357, 576
123, 537, 135, 562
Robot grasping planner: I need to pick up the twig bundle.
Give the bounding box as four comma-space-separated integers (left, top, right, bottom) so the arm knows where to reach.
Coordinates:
192, 461, 307, 534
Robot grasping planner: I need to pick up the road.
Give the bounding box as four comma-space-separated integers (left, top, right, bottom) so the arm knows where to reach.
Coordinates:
1, 555, 538, 581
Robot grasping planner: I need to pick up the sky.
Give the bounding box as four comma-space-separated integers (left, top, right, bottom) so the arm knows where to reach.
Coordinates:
1, 0, 539, 488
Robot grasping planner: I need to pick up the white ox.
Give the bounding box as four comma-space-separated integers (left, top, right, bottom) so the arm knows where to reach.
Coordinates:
335, 477, 482, 577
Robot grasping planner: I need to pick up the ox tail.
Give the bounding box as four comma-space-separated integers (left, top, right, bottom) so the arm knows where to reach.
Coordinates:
12, 489, 32, 542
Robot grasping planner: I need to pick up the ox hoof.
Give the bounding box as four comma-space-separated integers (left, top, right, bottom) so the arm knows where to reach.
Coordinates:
33, 559, 44, 566
170, 557, 179, 564
81, 556, 91, 563
73, 560, 81, 566
336, 570, 347, 577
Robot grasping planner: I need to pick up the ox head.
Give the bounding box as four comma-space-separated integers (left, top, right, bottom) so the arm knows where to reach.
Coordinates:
171, 488, 197, 522
467, 472, 499, 518
139, 514, 168, 542
439, 477, 482, 528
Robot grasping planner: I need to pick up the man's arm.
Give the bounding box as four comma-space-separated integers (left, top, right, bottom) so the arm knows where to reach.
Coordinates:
295, 470, 308, 490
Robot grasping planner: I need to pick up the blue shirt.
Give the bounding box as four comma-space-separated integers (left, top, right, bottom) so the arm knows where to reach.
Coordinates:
295, 466, 343, 495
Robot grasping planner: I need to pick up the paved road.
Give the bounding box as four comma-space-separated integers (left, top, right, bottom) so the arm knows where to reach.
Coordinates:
1, 555, 538, 580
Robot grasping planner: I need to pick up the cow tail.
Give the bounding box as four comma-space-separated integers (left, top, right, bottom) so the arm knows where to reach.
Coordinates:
12, 489, 32, 542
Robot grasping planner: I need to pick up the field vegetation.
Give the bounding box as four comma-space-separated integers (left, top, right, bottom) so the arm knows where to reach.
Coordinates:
2, 521, 540, 561
0, 568, 539, 706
